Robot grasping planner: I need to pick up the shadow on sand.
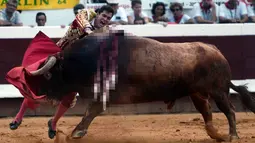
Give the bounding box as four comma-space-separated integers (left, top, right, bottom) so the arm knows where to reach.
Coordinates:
54, 129, 227, 143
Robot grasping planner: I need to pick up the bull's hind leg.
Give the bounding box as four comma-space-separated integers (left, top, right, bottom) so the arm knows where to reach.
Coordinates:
212, 90, 239, 141
190, 92, 226, 141
71, 101, 103, 139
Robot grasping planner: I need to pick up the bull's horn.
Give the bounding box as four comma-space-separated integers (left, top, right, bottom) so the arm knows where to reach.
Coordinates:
30, 56, 57, 76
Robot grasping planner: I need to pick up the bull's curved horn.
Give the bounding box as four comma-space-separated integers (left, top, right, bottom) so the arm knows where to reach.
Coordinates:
30, 56, 57, 76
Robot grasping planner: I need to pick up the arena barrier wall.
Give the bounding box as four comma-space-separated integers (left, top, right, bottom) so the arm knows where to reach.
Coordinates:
0, 24, 254, 117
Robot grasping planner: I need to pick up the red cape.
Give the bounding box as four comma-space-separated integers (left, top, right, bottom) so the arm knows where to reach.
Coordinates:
5, 31, 61, 109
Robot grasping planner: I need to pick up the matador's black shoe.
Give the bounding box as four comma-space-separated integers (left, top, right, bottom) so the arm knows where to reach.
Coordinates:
48, 119, 56, 139
9, 120, 22, 130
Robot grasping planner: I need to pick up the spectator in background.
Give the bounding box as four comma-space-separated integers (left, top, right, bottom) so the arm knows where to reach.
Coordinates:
169, 2, 194, 24
192, 0, 219, 24
93, 0, 107, 2
69, 4, 85, 26
150, 2, 168, 23
0, 0, 22, 26
128, 0, 149, 24
219, 0, 248, 23
73, 4, 85, 16
30, 12, 65, 28
95, 8, 100, 13
36, 12, 46, 26
134, 16, 145, 24
240, 0, 255, 22
106, 0, 128, 25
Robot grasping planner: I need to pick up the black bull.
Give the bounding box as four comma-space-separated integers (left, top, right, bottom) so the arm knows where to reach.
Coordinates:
33, 30, 255, 141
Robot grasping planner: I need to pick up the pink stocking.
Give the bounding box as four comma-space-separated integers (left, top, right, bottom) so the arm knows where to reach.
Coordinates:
14, 99, 28, 122
51, 103, 68, 130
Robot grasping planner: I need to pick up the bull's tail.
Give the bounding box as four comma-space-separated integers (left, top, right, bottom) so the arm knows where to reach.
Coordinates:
230, 82, 255, 113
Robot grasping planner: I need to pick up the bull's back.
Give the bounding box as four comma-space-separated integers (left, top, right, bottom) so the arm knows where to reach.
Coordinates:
127, 38, 216, 74
125, 37, 230, 81
164, 41, 231, 78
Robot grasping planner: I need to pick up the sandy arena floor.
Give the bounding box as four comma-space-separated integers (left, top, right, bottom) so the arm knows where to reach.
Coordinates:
0, 113, 254, 143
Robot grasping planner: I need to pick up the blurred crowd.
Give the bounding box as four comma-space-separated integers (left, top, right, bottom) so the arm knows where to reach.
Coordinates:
0, 0, 254, 27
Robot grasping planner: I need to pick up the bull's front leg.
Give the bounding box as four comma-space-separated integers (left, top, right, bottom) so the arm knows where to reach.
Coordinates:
71, 100, 104, 139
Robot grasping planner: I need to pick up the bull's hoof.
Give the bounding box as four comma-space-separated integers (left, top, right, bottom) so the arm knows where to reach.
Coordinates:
216, 138, 228, 142
48, 119, 56, 139
216, 135, 240, 142
71, 130, 87, 139
9, 120, 22, 130
216, 135, 239, 142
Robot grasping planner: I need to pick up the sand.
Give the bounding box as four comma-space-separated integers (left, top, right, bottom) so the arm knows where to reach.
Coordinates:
0, 112, 254, 143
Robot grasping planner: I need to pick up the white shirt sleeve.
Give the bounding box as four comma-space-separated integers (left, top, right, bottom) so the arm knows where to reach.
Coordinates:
183, 14, 191, 23
239, 2, 248, 16
214, 4, 220, 22
127, 11, 133, 17
219, 4, 226, 18
0, 10, 5, 20
214, 4, 220, 18
15, 11, 22, 24
141, 11, 148, 18
149, 15, 153, 20
118, 7, 128, 22
193, 3, 202, 18
247, 5, 254, 17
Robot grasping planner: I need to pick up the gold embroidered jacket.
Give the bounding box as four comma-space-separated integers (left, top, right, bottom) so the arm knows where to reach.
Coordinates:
56, 9, 97, 50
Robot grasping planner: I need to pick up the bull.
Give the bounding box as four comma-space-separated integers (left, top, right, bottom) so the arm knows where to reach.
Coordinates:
24, 30, 255, 142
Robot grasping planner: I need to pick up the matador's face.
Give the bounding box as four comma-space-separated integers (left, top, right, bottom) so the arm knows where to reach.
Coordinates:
95, 10, 113, 29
